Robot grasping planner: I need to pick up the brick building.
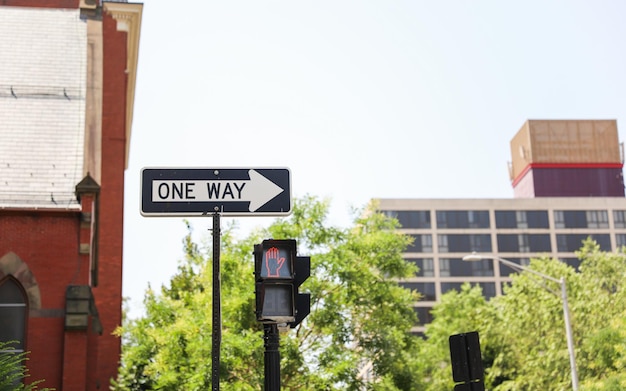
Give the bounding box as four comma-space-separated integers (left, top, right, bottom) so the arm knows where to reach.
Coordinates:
0, 1, 142, 389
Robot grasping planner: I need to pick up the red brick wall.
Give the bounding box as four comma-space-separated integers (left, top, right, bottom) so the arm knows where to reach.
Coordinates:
0, 210, 83, 388
92, 9, 128, 388
28, 317, 65, 387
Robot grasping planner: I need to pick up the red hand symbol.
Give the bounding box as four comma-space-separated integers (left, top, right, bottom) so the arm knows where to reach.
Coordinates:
265, 247, 286, 277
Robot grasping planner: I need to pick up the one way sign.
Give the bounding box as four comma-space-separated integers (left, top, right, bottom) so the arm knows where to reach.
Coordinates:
141, 168, 291, 216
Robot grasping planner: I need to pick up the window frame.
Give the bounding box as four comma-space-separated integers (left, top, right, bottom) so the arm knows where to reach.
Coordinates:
0, 276, 28, 355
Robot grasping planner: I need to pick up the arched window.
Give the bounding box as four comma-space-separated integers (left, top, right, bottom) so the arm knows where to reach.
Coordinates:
0, 276, 28, 354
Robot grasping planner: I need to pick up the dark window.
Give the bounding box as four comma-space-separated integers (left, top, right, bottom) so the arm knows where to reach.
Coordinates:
441, 282, 464, 295
563, 211, 588, 228
438, 234, 492, 253
562, 258, 582, 271
440, 282, 496, 299
0, 277, 27, 354
528, 234, 552, 252
440, 258, 494, 277
436, 211, 490, 229
495, 210, 548, 229
481, 283, 497, 299
495, 211, 516, 228
405, 258, 434, 277
554, 210, 587, 228
497, 234, 551, 252
498, 257, 530, 276
587, 211, 609, 228
554, 210, 609, 229
387, 210, 431, 229
616, 234, 626, 249
527, 211, 550, 228
497, 234, 518, 252
614, 211, 626, 228
413, 307, 433, 325
556, 234, 611, 252
406, 234, 433, 253
554, 211, 565, 228
399, 282, 436, 301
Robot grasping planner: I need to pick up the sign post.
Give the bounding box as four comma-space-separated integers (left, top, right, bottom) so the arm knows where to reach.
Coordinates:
140, 167, 292, 391
211, 212, 220, 391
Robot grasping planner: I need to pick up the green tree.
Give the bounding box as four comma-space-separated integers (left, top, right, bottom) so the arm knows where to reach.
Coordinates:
413, 239, 626, 391
113, 196, 420, 390
484, 241, 626, 391
413, 283, 490, 391
0, 341, 52, 391
484, 256, 579, 391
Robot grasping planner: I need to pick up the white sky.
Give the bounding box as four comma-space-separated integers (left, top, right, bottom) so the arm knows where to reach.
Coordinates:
123, 0, 626, 317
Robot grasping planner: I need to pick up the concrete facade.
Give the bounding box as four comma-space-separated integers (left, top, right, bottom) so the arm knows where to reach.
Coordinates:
378, 197, 626, 334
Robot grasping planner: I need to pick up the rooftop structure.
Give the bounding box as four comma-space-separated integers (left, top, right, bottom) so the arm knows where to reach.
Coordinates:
510, 120, 624, 197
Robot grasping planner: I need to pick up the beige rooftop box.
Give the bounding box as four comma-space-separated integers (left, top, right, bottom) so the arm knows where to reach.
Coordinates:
509, 119, 621, 180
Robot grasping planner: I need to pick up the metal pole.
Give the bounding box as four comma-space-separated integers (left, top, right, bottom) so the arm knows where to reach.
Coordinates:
264, 324, 281, 391
463, 253, 580, 390
212, 212, 221, 391
560, 277, 579, 391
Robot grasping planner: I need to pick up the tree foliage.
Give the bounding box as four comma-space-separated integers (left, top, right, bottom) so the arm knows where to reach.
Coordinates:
412, 239, 626, 391
115, 199, 626, 391
113, 196, 420, 390
0, 342, 52, 391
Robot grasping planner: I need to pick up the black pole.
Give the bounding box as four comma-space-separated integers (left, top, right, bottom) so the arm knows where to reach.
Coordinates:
212, 212, 221, 391
264, 324, 280, 391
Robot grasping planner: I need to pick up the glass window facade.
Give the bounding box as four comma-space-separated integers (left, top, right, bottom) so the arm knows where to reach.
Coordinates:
439, 258, 494, 277
495, 210, 549, 228
0, 277, 27, 354
562, 257, 582, 271
614, 211, 626, 228
413, 307, 433, 326
406, 234, 433, 252
385, 210, 431, 229
616, 234, 626, 249
438, 234, 492, 253
380, 199, 626, 332
436, 211, 490, 229
554, 210, 609, 229
405, 258, 435, 277
556, 234, 611, 252
399, 282, 436, 301
498, 258, 530, 276
497, 234, 551, 252
587, 211, 609, 228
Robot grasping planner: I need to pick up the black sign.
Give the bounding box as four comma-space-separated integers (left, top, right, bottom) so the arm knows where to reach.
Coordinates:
141, 168, 291, 216
450, 331, 484, 390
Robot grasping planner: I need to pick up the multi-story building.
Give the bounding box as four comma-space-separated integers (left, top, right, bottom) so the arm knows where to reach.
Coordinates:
377, 120, 626, 333
0, 1, 142, 389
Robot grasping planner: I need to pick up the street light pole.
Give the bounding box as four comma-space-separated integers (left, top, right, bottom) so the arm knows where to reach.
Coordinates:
560, 276, 579, 391
462, 252, 579, 391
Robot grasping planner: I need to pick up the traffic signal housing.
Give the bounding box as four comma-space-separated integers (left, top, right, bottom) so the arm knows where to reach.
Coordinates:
254, 239, 310, 326
290, 254, 310, 328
